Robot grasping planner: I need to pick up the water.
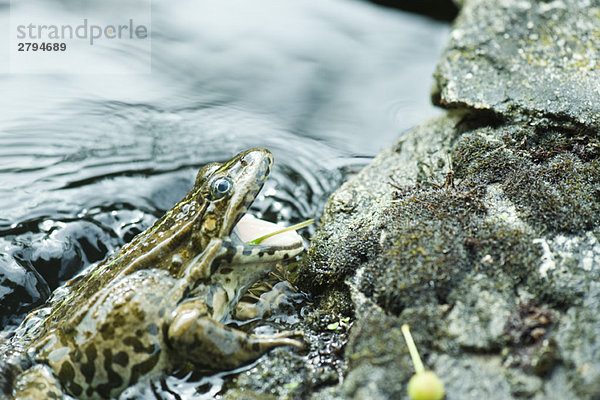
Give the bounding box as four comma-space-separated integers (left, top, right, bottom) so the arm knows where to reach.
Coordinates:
0, 0, 449, 397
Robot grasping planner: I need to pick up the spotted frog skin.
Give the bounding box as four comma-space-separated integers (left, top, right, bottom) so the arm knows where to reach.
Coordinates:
2, 149, 305, 399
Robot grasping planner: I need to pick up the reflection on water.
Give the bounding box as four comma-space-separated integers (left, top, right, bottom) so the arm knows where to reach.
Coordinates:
0, 0, 449, 397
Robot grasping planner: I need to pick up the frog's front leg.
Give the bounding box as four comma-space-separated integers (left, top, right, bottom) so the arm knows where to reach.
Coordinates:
11, 364, 63, 400
167, 299, 304, 370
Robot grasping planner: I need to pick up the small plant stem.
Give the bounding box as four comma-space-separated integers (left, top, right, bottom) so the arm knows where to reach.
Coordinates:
248, 219, 314, 245
401, 324, 425, 374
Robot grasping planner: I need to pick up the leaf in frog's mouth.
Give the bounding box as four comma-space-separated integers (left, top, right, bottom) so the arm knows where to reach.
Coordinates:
238, 214, 305, 249
221, 214, 306, 265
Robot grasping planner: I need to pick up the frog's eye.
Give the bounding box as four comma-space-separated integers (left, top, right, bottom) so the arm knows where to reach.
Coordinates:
210, 176, 233, 200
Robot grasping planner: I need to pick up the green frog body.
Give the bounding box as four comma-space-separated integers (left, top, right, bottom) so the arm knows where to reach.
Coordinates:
3, 148, 305, 399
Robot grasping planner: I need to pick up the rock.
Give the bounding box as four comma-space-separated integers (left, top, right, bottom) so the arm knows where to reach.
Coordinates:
339, 304, 413, 399
297, 106, 600, 398
432, 0, 600, 130
554, 280, 600, 397
445, 277, 511, 351
434, 354, 513, 399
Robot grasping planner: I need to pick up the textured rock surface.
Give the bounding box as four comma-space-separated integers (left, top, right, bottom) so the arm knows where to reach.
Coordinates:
297, 111, 600, 399
432, 0, 600, 130
294, 0, 600, 398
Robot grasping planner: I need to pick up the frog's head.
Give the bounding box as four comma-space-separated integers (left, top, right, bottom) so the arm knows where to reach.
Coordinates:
192, 148, 304, 271
194, 148, 273, 242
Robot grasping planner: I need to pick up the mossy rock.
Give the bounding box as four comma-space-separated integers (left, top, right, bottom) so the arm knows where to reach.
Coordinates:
298, 113, 600, 399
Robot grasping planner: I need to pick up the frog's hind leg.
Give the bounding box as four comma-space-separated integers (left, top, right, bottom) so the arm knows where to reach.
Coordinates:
234, 281, 300, 320
167, 300, 304, 370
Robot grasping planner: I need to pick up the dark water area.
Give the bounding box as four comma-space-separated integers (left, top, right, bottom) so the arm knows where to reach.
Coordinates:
0, 0, 449, 397
367, 0, 459, 21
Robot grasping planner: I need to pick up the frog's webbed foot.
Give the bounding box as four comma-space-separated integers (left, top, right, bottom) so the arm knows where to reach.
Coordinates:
168, 301, 304, 370
11, 364, 63, 400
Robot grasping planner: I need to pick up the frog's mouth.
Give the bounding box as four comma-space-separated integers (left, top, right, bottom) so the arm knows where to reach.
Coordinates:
217, 214, 305, 267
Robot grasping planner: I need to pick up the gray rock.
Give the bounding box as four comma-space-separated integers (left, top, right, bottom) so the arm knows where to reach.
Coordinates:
434, 354, 513, 400
554, 280, 600, 398
296, 111, 600, 399
432, 0, 600, 130
445, 277, 511, 350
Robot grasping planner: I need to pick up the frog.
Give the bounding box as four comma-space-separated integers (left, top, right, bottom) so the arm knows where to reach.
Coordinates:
1, 148, 306, 400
